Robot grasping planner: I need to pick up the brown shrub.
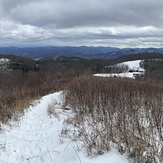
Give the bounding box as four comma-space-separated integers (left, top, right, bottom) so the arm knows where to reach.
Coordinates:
64, 76, 163, 162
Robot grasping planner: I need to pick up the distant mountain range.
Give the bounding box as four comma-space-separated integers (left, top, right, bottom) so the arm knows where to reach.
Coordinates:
0, 46, 163, 59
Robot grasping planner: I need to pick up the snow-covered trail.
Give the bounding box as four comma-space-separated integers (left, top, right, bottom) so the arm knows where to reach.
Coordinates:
0, 92, 129, 163
0, 92, 64, 163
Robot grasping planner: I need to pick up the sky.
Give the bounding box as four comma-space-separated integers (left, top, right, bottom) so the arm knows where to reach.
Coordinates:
0, 0, 163, 48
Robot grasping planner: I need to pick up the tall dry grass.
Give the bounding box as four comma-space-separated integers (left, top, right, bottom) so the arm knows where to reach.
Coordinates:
0, 71, 71, 126
63, 76, 163, 163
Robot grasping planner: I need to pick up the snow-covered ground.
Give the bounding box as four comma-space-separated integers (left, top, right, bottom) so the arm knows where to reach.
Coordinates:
94, 72, 142, 78
118, 60, 144, 72
0, 58, 10, 64
0, 58, 10, 71
0, 92, 129, 163
94, 60, 145, 79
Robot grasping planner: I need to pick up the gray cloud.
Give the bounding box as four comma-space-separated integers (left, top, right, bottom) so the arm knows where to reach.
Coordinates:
1, 0, 162, 28
0, 0, 163, 47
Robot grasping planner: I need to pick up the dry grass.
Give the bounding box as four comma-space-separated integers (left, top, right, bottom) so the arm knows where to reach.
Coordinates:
0, 71, 70, 128
63, 76, 163, 163
47, 99, 61, 120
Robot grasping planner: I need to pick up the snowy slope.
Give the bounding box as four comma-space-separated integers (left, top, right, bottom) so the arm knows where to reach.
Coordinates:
0, 58, 10, 71
118, 60, 144, 72
0, 58, 10, 64
0, 92, 129, 163
94, 60, 145, 79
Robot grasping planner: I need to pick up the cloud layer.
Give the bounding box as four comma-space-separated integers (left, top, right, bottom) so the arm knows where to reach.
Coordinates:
0, 0, 163, 47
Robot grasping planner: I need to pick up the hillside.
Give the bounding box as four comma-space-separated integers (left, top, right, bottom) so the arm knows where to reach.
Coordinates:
1, 52, 163, 81
94, 60, 145, 79
0, 54, 37, 73
0, 54, 162, 163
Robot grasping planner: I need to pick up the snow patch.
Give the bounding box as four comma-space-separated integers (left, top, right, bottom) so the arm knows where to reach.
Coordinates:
118, 60, 145, 72
94, 60, 145, 79
0, 58, 10, 71
94, 72, 139, 79
0, 58, 10, 64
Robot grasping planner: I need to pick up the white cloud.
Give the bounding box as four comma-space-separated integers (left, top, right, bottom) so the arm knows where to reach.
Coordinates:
0, 0, 163, 47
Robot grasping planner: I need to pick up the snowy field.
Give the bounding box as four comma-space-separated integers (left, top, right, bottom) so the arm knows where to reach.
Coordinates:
0, 58, 10, 65
118, 60, 144, 72
94, 60, 145, 79
0, 58, 10, 71
94, 72, 142, 78
0, 92, 129, 163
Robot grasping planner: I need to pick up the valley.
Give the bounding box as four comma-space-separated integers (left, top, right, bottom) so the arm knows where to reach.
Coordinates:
0, 51, 162, 163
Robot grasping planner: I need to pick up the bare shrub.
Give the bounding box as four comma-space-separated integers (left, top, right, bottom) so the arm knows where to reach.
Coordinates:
0, 70, 71, 128
47, 100, 60, 120
63, 76, 163, 162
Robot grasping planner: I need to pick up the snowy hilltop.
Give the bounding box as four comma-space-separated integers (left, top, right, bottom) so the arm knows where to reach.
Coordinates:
94, 60, 145, 79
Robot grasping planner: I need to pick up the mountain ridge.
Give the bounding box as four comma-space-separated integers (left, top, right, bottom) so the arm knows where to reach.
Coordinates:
0, 46, 163, 59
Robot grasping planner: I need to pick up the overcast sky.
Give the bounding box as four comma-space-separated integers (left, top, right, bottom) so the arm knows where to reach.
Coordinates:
0, 0, 163, 48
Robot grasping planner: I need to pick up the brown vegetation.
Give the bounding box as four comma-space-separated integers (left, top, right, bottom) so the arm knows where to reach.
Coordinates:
0, 70, 72, 126
1, 52, 163, 162
63, 76, 163, 162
